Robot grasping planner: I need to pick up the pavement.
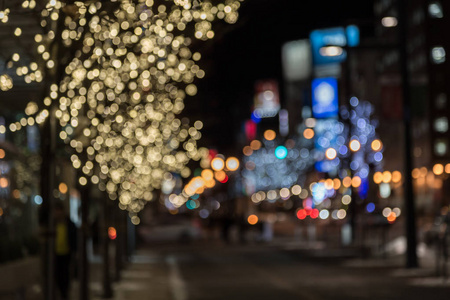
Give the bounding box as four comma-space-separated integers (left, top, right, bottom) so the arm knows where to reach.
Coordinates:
71, 239, 450, 300
3, 238, 449, 300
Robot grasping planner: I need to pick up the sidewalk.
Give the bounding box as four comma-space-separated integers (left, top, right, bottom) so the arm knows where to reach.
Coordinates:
112, 251, 173, 300
0, 257, 42, 300
70, 250, 174, 300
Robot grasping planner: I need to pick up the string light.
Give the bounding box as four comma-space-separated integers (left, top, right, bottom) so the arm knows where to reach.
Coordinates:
0, 0, 245, 215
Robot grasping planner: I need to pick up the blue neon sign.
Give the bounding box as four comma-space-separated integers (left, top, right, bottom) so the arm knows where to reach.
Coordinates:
310, 26, 360, 66
312, 77, 339, 118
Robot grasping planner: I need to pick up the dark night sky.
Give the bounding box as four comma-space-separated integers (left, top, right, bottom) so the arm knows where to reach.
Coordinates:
184, 0, 375, 154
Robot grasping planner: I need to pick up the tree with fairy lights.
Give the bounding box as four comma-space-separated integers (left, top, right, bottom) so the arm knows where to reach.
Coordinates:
0, 0, 245, 297
241, 123, 317, 198
55, 0, 245, 217
242, 99, 384, 228
0, 0, 245, 218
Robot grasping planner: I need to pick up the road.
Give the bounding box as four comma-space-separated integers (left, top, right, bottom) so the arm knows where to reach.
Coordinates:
154, 243, 450, 300
99, 242, 450, 300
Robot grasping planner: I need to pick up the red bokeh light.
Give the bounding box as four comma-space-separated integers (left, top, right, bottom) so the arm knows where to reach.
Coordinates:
296, 209, 307, 220
108, 227, 117, 240
220, 175, 229, 183
310, 209, 319, 219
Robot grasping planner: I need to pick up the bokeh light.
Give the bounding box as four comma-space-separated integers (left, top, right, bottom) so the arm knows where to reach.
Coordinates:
226, 157, 240, 171
303, 128, 314, 139
211, 157, 225, 171
349, 140, 361, 152
274, 146, 288, 159
264, 130, 276, 141
247, 214, 258, 225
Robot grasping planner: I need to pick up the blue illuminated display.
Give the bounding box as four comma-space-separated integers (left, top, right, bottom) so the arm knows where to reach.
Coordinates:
274, 146, 288, 159
312, 77, 339, 118
346, 25, 360, 47
310, 26, 360, 66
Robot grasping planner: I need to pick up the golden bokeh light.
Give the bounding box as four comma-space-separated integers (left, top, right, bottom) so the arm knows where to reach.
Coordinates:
412, 168, 420, 179
445, 164, 450, 174
0, 178, 9, 188
351, 176, 361, 188
333, 178, 341, 190
325, 148, 337, 160
433, 163, 444, 176
303, 128, 314, 139
349, 140, 361, 152
392, 171, 402, 183
371, 139, 383, 151
291, 185, 301, 195
264, 130, 276, 141
225, 157, 240, 171
211, 157, 225, 171
250, 140, 262, 150
382, 171, 392, 183
243, 146, 253, 156
373, 172, 383, 184
201, 169, 214, 181
342, 176, 352, 188
59, 182, 68, 194
214, 170, 226, 182
247, 214, 258, 225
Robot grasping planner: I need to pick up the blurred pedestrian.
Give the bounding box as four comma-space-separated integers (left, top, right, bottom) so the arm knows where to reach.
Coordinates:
54, 202, 77, 300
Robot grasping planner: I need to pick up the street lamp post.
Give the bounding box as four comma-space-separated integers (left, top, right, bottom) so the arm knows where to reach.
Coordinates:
397, 0, 419, 268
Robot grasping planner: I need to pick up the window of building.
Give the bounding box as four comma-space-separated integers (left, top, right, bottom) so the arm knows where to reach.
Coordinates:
434, 139, 448, 156
435, 93, 447, 109
412, 9, 425, 25
431, 46, 446, 64
434, 117, 448, 133
429, 2, 444, 18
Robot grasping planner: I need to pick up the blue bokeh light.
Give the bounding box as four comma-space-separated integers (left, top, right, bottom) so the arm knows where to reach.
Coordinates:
350, 97, 359, 107
251, 111, 262, 124
186, 200, 197, 210
199, 209, 209, 219
366, 202, 375, 213
374, 152, 383, 162
34, 195, 43, 205
275, 146, 288, 159
339, 145, 348, 155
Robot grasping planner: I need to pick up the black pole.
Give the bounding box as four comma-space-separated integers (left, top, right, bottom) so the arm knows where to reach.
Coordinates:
41, 107, 57, 300
344, 48, 357, 244
79, 183, 90, 300
398, 0, 418, 268
102, 195, 113, 298
114, 208, 125, 281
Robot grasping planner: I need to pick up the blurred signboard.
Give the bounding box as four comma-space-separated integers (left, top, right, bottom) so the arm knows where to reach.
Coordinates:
309, 25, 359, 66
254, 80, 280, 118
312, 77, 339, 118
282, 39, 312, 81
244, 120, 257, 142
